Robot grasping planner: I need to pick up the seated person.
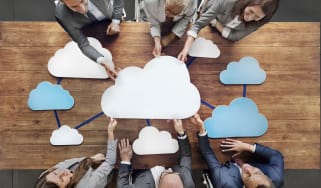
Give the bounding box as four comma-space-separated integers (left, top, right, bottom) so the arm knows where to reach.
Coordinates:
117, 119, 195, 188
139, 0, 197, 57
34, 117, 118, 188
178, 0, 279, 62
191, 113, 284, 188
55, 0, 124, 79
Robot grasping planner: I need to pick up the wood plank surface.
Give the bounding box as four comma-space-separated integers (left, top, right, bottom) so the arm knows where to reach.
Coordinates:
0, 22, 319, 169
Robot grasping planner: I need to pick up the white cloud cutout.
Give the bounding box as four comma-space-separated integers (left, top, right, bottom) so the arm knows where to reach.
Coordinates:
188, 37, 220, 58
133, 126, 179, 155
48, 37, 113, 79
50, 125, 83, 145
101, 56, 201, 119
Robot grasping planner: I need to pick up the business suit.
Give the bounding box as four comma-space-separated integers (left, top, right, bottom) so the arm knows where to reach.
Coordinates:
117, 136, 195, 188
142, 0, 197, 38
55, 0, 123, 62
198, 134, 284, 188
190, 0, 262, 41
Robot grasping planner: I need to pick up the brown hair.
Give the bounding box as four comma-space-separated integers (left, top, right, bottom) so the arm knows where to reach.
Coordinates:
34, 158, 104, 188
231, 0, 279, 27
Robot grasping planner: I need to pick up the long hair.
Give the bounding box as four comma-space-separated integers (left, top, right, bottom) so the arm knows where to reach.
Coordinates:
34, 158, 104, 188
231, 0, 279, 27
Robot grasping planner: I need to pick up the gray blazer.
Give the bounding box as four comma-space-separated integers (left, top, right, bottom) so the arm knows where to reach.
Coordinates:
117, 137, 195, 188
190, 0, 260, 41
55, 0, 124, 62
142, 0, 197, 38
52, 140, 118, 188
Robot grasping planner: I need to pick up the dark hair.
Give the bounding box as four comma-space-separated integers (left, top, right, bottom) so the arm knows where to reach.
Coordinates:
34, 158, 104, 188
231, 0, 279, 27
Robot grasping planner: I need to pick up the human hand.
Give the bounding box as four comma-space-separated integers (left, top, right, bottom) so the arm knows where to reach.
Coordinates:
101, 62, 118, 81
106, 22, 120, 36
170, 119, 184, 135
220, 139, 254, 158
177, 49, 189, 63
118, 138, 133, 162
190, 113, 206, 135
153, 37, 162, 57
108, 117, 117, 134
90, 153, 105, 162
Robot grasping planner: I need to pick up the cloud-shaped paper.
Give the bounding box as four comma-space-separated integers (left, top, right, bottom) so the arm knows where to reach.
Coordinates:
133, 126, 178, 155
101, 56, 200, 119
50, 125, 83, 145
48, 37, 113, 79
28, 81, 74, 110
188, 37, 220, 58
220, 56, 266, 84
204, 97, 268, 138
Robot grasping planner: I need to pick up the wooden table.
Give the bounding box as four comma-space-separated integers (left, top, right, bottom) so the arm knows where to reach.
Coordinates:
0, 22, 319, 169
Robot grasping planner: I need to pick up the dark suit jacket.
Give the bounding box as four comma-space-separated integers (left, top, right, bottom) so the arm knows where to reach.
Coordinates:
117, 137, 195, 188
55, 0, 123, 61
198, 134, 284, 188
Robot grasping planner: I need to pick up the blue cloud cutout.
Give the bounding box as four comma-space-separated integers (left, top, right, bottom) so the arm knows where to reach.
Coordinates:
28, 81, 74, 110
220, 56, 266, 84
204, 97, 268, 138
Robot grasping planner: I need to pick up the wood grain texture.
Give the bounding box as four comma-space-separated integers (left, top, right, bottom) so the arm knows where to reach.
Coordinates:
0, 22, 319, 169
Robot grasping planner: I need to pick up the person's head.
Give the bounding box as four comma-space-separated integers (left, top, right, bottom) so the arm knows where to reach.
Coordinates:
233, 0, 279, 26
62, 0, 88, 14
165, 0, 187, 17
158, 170, 184, 188
35, 157, 103, 188
241, 164, 275, 188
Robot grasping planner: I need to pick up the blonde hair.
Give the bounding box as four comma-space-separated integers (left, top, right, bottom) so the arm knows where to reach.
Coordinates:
165, 0, 188, 15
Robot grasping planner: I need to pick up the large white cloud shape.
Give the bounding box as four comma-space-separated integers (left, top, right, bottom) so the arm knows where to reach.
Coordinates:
220, 56, 266, 84
188, 37, 220, 58
101, 56, 201, 119
204, 97, 268, 138
48, 37, 113, 79
50, 125, 83, 145
133, 126, 179, 155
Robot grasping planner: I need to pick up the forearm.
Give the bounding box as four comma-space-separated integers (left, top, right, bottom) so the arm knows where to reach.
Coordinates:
112, 0, 124, 20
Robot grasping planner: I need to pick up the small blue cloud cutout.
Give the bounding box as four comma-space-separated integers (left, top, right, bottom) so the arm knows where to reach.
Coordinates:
28, 81, 74, 110
220, 56, 266, 84
204, 97, 268, 138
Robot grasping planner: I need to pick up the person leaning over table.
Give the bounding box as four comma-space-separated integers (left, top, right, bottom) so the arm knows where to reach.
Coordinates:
34, 117, 118, 188
139, 0, 197, 57
55, 0, 124, 80
117, 119, 195, 188
178, 0, 279, 62
191, 113, 284, 188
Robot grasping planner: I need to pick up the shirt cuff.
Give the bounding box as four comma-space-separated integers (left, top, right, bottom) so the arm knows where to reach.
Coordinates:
198, 131, 207, 137
252, 144, 256, 153
96, 56, 115, 70
112, 19, 120, 24
121, 161, 131, 165
222, 27, 231, 38
177, 133, 187, 140
187, 30, 198, 39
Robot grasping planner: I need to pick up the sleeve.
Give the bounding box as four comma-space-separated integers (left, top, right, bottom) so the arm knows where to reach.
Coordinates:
112, 0, 124, 21
55, 3, 104, 62
117, 163, 134, 188
197, 134, 220, 169
189, 0, 224, 36
54, 157, 86, 169
144, 0, 161, 38
178, 136, 192, 171
224, 26, 258, 41
171, 0, 197, 38
254, 144, 284, 187
85, 139, 118, 186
